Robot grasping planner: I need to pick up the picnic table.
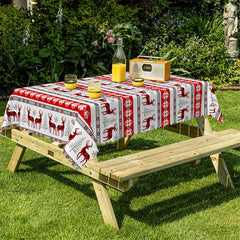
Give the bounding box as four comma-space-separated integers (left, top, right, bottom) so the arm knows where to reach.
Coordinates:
1, 73, 240, 229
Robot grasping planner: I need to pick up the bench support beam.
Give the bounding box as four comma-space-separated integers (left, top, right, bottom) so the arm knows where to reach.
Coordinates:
117, 136, 131, 150
8, 143, 27, 172
196, 116, 234, 188
8, 131, 30, 172
90, 157, 119, 229
92, 179, 119, 230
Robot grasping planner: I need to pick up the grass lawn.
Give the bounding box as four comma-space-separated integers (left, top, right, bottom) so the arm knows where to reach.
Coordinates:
0, 90, 240, 240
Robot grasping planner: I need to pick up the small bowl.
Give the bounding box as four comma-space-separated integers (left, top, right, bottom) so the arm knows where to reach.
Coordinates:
132, 78, 144, 87
65, 79, 77, 90
88, 89, 101, 98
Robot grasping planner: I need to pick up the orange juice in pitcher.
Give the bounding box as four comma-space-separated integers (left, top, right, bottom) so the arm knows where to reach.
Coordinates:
112, 37, 126, 82
112, 63, 126, 82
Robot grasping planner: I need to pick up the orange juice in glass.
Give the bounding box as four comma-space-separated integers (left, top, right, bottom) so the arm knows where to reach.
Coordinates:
112, 63, 126, 82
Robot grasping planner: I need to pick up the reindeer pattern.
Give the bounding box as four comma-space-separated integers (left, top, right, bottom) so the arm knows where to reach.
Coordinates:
76, 140, 93, 166
5, 104, 70, 140
6, 104, 22, 122
103, 124, 117, 142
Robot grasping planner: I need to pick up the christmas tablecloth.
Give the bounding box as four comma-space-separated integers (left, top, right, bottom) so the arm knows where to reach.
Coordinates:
1, 74, 223, 169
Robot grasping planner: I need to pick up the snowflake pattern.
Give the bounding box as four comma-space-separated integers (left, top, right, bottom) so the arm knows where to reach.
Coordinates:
125, 119, 132, 128
163, 110, 169, 118
196, 85, 202, 92
124, 99, 132, 108
163, 101, 169, 109
163, 92, 169, 99
195, 94, 201, 101
84, 110, 89, 119
125, 109, 132, 118
125, 128, 133, 136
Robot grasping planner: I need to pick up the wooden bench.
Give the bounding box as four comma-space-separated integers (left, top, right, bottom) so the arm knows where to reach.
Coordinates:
1, 115, 240, 229
91, 129, 240, 186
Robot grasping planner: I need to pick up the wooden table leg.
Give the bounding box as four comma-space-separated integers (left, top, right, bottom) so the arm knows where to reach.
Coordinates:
8, 143, 27, 172
116, 136, 131, 150
90, 156, 119, 229
196, 116, 234, 188
7, 130, 30, 172
92, 179, 119, 229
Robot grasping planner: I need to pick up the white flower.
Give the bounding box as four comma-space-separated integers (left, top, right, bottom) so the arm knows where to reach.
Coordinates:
23, 24, 30, 46
56, 2, 63, 24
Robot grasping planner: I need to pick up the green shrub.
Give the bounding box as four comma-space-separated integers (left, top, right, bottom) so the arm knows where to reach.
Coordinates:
0, 1, 239, 93
0, 1, 142, 92
127, 0, 169, 43
144, 9, 224, 45
63, 23, 110, 78
143, 34, 237, 87
31, 0, 142, 81
209, 59, 240, 88
32, 0, 138, 33
185, 12, 224, 42
145, 10, 191, 44
172, 0, 226, 15
63, 22, 142, 78
0, 5, 27, 46
97, 22, 143, 67
0, 6, 43, 94
141, 9, 237, 88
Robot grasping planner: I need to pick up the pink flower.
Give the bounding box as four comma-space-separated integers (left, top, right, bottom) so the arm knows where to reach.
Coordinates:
98, 28, 101, 31
91, 40, 98, 46
106, 29, 113, 36
107, 36, 115, 43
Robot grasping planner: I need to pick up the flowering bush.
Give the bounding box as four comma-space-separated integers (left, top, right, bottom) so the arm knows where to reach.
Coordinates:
146, 10, 190, 44
143, 34, 238, 87
175, 36, 227, 78
0, 0, 238, 93
64, 22, 142, 78
215, 59, 240, 87
92, 22, 143, 69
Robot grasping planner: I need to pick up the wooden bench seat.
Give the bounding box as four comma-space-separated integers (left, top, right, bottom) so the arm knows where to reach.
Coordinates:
94, 129, 240, 183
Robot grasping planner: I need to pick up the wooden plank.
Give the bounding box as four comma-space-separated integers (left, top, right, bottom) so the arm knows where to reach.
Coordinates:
164, 123, 202, 138
7, 130, 30, 172
101, 130, 238, 172
98, 130, 240, 182
210, 153, 234, 188
197, 116, 234, 188
196, 116, 212, 135
116, 136, 131, 150
97, 130, 240, 177
96, 129, 235, 170
92, 179, 119, 229
112, 136, 240, 182
89, 156, 119, 229
0, 116, 3, 128
165, 123, 203, 163
8, 143, 27, 172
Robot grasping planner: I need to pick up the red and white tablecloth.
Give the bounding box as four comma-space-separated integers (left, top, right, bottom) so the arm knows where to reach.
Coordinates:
1, 74, 223, 169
